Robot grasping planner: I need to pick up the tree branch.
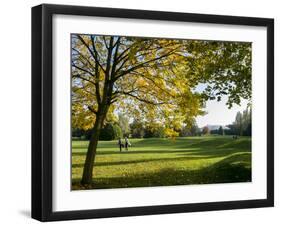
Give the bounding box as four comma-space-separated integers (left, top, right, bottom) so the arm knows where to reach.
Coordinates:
115, 45, 132, 63
115, 55, 129, 74
102, 36, 109, 49
87, 105, 98, 114
72, 63, 96, 79
105, 36, 114, 81
131, 71, 176, 98
116, 91, 166, 105
77, 35, 106, 73
94, 66, 102, 104
72, 73, 96, 86
111, 37, 121, 79
72, 48, 95, 72
113, 37, 121, 48
114, 48, 179, 81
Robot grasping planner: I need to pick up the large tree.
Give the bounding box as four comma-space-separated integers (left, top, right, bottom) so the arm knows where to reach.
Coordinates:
71, 34, 251, 185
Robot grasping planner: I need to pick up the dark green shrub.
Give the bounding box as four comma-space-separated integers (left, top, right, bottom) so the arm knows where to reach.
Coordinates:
99, 123, 123, 140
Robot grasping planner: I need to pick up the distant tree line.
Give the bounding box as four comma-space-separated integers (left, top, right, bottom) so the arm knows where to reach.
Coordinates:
72, 115, 201, 140
72, 123, 122, 141
209, 126, 225, 135
72, 108, 251, 140
207, 107, 251, 136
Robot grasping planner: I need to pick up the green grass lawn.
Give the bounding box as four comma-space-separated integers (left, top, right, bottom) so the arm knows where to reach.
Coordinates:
72, 136, 251, 190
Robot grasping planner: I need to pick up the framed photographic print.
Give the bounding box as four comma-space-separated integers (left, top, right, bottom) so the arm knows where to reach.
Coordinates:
32, 4, 274, 221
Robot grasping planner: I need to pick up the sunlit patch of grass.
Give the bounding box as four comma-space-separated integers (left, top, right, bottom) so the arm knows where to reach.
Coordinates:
71, 136, 251, 190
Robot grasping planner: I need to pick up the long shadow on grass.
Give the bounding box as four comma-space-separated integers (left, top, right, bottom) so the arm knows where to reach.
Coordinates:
72, 149, 201, 156
131, 137, 241, 147
72, 147, 251, 169
71, 137, 228, 150
72, 146, 250, 157
72, 151, 239, 168
72, 153, 251, 190
72, 138, 251, 155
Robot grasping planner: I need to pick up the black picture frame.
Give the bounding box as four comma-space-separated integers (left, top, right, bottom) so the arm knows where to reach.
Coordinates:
32, 4, 274, 222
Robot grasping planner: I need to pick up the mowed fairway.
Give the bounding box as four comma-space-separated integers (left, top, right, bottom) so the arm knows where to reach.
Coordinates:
72, 136, 251, 190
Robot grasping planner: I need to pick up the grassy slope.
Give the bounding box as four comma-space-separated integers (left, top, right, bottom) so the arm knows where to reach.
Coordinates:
72, 136, 251, 190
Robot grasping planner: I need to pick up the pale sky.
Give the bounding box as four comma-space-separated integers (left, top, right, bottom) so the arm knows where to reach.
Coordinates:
194, 83, 249, 128
196, 96, 249, 128
115, 83, 249, 128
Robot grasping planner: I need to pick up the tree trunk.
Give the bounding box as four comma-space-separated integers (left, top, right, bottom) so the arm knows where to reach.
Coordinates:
81, 108, 108, 185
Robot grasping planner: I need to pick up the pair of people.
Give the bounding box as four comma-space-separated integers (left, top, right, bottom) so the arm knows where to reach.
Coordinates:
118, 137, 130, 152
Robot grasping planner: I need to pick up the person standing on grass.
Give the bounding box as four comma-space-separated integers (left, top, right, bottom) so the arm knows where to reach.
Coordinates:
124, 137, 130, 151
118, 137, 122, 152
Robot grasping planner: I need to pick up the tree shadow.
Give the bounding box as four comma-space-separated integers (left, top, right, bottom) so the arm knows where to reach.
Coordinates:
73, 145, 249, 158
72, 148, 201, 156
72, 154, 219, 168
72, 137, 251, 156
72, 148, 250, 169
72, 153, 251, 190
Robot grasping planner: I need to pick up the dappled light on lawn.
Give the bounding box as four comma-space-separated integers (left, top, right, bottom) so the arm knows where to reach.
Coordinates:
72, 136, 251, 190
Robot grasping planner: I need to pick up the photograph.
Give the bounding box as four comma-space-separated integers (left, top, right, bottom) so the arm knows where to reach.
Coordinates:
30, 3, 274, 221
71, 34, 252, 190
